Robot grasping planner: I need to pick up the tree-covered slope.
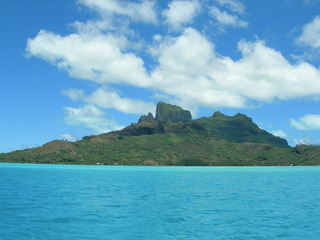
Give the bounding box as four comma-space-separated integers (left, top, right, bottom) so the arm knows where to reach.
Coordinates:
1, 129, 319, 166
195, 111, 289, 148
0, 102, 319, 166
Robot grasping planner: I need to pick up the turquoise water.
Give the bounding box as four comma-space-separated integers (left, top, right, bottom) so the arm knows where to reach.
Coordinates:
1, 164, 320, 240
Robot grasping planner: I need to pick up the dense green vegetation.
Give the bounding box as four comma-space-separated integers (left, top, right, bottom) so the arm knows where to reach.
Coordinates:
195, 111, 288, 148
1, 102, 320, 166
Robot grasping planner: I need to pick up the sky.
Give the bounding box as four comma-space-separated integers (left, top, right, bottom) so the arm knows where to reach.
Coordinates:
1, 0, 320, 153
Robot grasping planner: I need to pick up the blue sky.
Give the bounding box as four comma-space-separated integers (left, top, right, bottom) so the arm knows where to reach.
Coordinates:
1, 0, 320, 152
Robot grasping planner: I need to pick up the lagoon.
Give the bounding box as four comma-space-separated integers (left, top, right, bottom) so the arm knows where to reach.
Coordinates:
1, 163, 320, 239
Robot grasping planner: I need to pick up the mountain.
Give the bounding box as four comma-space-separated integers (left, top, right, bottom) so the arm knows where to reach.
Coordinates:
195, 111, 288, 148
1, 102, 320, 166
155, 101, 192, 123
138, 102, 192, 123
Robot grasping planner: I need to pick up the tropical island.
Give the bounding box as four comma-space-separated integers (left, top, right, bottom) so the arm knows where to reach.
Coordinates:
1, 102, 319, 166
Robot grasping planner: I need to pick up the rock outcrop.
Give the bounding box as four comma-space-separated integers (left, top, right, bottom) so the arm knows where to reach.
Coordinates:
138, 112, 155, 123
155, 102, 192, 123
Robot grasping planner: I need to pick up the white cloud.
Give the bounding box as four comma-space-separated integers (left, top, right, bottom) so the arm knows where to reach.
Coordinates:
28, 25, 320, 113
86, 88, 155, 114
209, 7, 248, 28
290, 114, 320, 130
215, 0, 246, 15
78, 0, 158, 24
271, 130, 288, 138
293, 137, 313, 146
59, 134, 78, 142
151, 29, 320, 110
150, 28, 248, 110
62, 88, 155, 115
27, 22, 320, 113
209, 0, 247, 29
230, 40, 320, 101
62, 89, 84, 101
25, 0, 320, 131
151, 28, 214, 76
26, 30, 150, 87
25, 1, 156, 132
296, 16, 320, 48
64, 105, 124, 133
86, 89, 155, 114
163, 0, 201, 30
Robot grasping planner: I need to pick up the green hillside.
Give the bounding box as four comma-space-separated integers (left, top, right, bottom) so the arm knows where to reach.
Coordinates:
195, 111, 289, 148
1, 102, 319, 166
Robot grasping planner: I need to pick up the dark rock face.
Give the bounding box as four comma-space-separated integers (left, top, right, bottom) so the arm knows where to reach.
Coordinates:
117, 120, 165, 136
138, 112, 155, 123
155, 102, 192, 123
131, 102, 288, 148
116, 120, 207, 137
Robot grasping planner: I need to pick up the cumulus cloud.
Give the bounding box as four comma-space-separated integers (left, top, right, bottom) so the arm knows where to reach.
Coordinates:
64, 105, 124, 133
290, 114, 320, 130
163, 0, 201, 30
151, 29, 320, 110
85, 88, 155, 114
62, 89, 84, 101
78, 0, 158, 24
25, 0, 320, 132
209, 0, 248, 29
150, 27, 248, 109
271, 130, 288, 138
59, 133, 78, 142
215, 0, 246, 15
63, 88, 155, 115
209, 7, 248, 28
26, 30, 150, 87
293, 137, 313, 146
296, 16, 320, 49
28, 25, 320, 113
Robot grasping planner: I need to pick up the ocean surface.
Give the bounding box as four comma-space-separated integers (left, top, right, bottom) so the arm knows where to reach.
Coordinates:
0, 164, 320, 240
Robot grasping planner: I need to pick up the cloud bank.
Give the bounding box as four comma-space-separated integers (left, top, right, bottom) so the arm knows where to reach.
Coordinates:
163, 0, 201, 30
297, 16, 320, 49
64, 104, 124, 133
209, 0, 248, 29
26, 0, 320, 133
290, 114, 320, 130
271, 130, 288, 138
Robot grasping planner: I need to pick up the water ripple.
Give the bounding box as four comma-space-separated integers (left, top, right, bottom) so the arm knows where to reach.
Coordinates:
1, 164, 320, 239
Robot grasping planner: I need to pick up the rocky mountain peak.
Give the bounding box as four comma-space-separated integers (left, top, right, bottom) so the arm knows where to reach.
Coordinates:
138, 112, 155, 123
155, 102, 192, 123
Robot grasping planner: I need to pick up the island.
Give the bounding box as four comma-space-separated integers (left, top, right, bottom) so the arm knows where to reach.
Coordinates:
1, 102, 319, 166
